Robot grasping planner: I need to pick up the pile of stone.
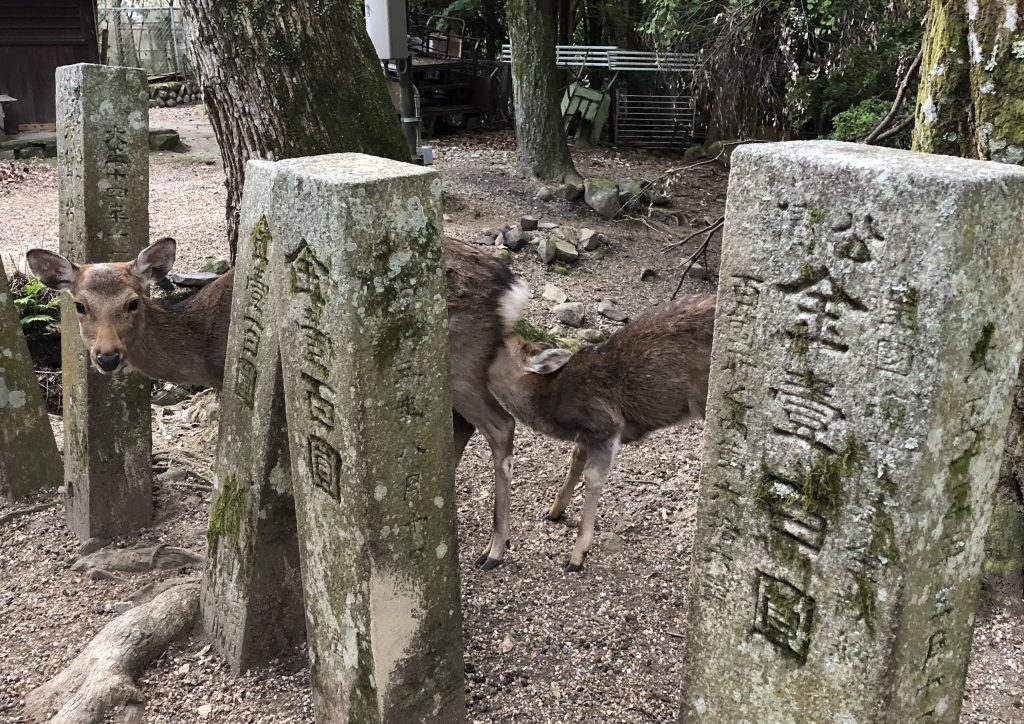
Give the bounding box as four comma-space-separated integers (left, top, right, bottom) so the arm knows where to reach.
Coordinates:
471, 218, 607, 268
537, 177, 671, 219
541, 282, 629, 346
148, 81, 201, 108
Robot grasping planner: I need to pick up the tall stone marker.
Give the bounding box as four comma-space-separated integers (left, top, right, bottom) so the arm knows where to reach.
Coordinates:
680, 142, 1024, 722
0, 263, 63, 501
201, 179, 304, 672
265, 154, 465, 723
56, 64, 152, 539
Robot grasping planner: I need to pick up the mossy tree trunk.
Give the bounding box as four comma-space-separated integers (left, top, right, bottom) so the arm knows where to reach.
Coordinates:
179, 0, 409, 259
912, 0, 1024, 162
913, 0, 1024, 606
507, 0, 582, 184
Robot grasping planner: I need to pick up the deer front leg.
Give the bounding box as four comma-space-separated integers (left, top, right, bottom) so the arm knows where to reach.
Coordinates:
475, 408, 516, 570
547, 442, 586, 521
565, 437, 619, 573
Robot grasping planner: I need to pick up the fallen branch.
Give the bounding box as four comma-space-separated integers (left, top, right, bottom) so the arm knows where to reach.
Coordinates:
72, 544, 203, 574
25, 582, 199, 724
865, 47, 923, 145
0, 501, 58, 526
667, 216, 724, 300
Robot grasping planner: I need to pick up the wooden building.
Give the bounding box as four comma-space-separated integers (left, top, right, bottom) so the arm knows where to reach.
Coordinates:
0, 0, 99, 133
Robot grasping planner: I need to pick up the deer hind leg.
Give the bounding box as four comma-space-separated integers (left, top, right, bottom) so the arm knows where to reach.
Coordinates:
471, 401, 516, 570
547, 442, 587, 521
565, 437, 619, 573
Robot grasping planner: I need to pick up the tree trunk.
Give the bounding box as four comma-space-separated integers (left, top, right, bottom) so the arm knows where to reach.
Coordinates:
507, 0, 582, 184
912, 0, 1024, 161
178, 0, 409, 259
912, 0, 1024, 608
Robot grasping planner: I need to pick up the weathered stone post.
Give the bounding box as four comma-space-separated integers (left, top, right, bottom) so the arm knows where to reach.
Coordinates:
265, 153, 464, 723
200, 180, 305, 672
680, 142, 1024, 722
0, 263, 63, 500
56, 64, 152, 538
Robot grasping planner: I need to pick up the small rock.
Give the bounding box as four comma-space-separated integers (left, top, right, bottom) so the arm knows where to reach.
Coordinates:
618, 178, 643, 197
705, 140, 724, 158
649, 191, 672, 206
537, 238, 557, 264
152, 383, 192, 406
499, 635, 515, 654
157, 468, 189, 484
148, 129, 180, 151
17, 146, 45, 159
542, 284, 568, 304
200, 256, 230, 275
177, 662, 191, 675
503, 226, 526, 251
547, 325, 564, 337
197, 704, 213, 718
682, 145, 706, 163
491, 247, 513, 264
578, 228, 600, 251
112, 601, 134, 614
618, 191, 643, 213
537, 222, 559, 231
169, 272, 220, 288
598, 299, 628, 322
688, 263, 710, 280
554, 240, 579, 263
640, 268, 657, 281
584, 178, 620, 219
472, 233, 496, 246
580, 328, 608, 343
558, 181, 583, 202
520, 215, 539, 231
443, 213, 453, 223
553, 302, 585, 328
77, 537, 111, 557
552, 264, 570, 276
537, 186, 556, 202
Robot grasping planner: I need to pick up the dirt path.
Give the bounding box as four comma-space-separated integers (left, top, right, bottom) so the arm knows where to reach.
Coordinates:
1, 110, 1020, 723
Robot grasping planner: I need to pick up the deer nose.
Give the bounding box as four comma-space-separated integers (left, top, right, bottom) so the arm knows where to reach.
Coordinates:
95, 351, 122, 372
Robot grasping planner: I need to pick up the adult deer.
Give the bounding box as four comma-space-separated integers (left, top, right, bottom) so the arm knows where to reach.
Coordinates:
28, 236, 527, 569
487, 294, 716, 571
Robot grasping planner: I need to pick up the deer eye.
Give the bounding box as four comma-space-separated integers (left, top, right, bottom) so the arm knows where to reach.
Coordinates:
74, 302, 86, 315
127, 299, 139, 312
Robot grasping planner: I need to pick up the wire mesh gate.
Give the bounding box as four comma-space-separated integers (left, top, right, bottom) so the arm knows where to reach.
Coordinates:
97, 3, 189, 77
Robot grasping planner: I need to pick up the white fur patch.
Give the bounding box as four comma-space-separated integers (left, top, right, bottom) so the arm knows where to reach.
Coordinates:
497, 279, 529, 332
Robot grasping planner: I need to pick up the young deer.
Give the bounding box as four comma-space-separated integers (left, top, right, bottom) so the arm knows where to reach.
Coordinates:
487, 293, 716, 572
28, 236, 527, 569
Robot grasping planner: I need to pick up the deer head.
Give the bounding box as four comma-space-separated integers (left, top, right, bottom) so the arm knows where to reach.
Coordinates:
26, 238, 177, 375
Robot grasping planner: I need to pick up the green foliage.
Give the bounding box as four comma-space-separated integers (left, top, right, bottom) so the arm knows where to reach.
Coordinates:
828, 97, 890, 141
12, 276, 61, 330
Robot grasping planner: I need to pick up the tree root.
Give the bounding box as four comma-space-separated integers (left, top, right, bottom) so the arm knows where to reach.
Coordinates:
25, 582, 199, 724
71, 544, 203, 574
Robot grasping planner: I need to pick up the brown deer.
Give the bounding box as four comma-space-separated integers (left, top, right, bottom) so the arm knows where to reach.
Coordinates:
487, 293, 716, 572
28, 236, 527, 569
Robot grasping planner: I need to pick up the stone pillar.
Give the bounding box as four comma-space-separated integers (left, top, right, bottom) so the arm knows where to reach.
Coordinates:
200, 182, 305, 672
0, 263, 63, 500
263, 153, 464, 723
680, 141, 1024, 722
56, 64, 152, 539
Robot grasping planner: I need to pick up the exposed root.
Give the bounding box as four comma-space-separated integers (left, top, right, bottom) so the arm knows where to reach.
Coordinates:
24, 582, 199, 724
72, 544, 203, 574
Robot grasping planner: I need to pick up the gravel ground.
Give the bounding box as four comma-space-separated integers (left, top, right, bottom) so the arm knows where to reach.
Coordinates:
1, 109, 1021, 723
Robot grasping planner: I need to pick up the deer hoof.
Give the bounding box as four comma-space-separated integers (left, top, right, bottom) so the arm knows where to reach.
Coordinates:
563, 560, 583, 573
476, 553, 504, 570
545, 511, 563, 522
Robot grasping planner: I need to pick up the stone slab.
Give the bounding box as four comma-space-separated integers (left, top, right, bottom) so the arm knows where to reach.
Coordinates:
680, 141, 1024, 723
264, 153, 466, 722
0, 263, 62, 500
200, 192, 304, 672
56, 63, 152, 539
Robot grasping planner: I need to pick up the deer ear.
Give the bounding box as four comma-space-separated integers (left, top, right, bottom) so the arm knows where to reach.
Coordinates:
26, 249, 78, 290
526, 348, 572, 375
131, 237, 176, 283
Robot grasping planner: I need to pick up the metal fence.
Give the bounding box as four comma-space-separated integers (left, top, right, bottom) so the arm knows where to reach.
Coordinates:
97, 4, 189, 77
